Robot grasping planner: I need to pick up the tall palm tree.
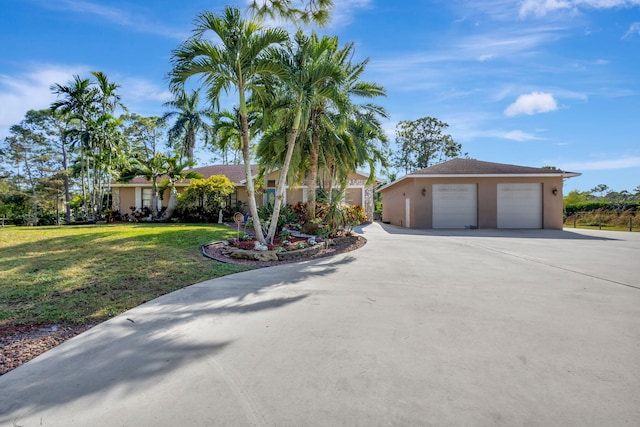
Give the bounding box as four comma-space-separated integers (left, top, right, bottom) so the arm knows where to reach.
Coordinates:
50, 75, 98, 218
304, 42, 387, 219
162, 89, 211, 161
256, 30, 343, 242
169, 7, 288, 244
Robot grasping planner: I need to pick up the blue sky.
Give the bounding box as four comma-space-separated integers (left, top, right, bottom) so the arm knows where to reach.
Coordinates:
1, 0, 639, 193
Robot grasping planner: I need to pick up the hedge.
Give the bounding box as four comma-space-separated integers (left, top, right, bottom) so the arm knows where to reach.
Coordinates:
564, 201, 640, 216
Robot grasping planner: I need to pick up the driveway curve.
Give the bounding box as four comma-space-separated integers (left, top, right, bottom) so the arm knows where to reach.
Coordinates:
1, 222, 639, 426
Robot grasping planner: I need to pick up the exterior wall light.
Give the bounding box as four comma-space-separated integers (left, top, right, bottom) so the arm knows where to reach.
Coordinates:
552, 187, 558, 196
421, 188, 426, 196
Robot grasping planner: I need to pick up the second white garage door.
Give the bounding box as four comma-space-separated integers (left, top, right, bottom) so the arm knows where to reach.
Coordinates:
497, 183, 542, 228
432, 183, 477, 228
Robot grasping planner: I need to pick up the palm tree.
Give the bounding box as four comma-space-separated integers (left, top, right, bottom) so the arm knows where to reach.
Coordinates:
302, 42, 387, 219
162, 89, 211, 161
50, 75, 97, 218
119, 153, 169, 219
211, 106, 262, 165
169, 7, 288, 244
256, 30, 343, 242
160, 156, 202, 220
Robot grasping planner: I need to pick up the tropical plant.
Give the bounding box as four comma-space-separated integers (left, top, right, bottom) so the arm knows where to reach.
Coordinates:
169, 7, 289, 244
162, 89, 211, 161
175, 175, 235, 222
299, 40, 387, 220
257, 30, 343, 242
159, 156, 202, 220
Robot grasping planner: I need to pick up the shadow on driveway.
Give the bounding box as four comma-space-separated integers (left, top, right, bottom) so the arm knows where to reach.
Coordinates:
0, 255, 355, 423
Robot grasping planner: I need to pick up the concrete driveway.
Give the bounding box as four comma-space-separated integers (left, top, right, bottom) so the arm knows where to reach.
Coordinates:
1, 222, 639, 426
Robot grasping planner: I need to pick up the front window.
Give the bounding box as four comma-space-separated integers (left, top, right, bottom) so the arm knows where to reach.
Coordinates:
142, 189, 152, 208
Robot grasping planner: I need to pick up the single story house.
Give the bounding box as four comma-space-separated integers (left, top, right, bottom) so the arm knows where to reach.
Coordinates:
108, 164, 377, 219
378, 158, 581, 229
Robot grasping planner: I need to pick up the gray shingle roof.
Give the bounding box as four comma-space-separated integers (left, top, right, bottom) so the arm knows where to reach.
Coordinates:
378, 158, 580, 192
409, 158, 574, 175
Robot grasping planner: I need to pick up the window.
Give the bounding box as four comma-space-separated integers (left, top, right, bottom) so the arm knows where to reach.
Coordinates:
142, 189, 152, 208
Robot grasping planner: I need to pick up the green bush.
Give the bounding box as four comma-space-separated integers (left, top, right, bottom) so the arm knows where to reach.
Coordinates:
258, 203, 299, 229
564, 201, 640, 216
345, 205, 366, 231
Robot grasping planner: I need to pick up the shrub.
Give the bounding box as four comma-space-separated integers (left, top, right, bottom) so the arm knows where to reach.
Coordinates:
258, 203, 299, 229
175, 175, 235, 222
345, 205, 367, 231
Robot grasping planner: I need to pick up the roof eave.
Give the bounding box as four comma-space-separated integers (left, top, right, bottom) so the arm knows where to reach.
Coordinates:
378, 172, 581, 192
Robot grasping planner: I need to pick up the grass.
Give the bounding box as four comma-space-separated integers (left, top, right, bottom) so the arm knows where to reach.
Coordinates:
0, 223, 250, 327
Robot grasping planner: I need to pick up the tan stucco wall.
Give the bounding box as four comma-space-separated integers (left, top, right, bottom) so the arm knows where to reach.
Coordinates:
381, 176, 565, 229
117, 188, 136, 213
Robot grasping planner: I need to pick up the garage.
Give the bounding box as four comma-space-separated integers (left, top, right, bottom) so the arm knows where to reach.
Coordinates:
432, 183, 477, 228
379, 159, 579, 230
497, 183, 542, 229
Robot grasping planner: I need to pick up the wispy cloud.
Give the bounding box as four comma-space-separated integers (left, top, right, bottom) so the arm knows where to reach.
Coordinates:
0, 63, 90, 138
559, 156, 640, 171
504, 92, 558, 116
0, 64, 175, 139
520, 0, 640, 17
330, 0, 372, 27
502, 130, 542, 141
623, 22, 640, 39
31, 0, 188, 40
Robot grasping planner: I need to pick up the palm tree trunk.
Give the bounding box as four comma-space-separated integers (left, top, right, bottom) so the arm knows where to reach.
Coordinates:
306, 129, 321, 220
151, 178, 159, 219
187, 130, 196, 160
239, 101, 266, 244
266, 108, 302, 243
62, 142, 71, 224
162, 185, 177, 220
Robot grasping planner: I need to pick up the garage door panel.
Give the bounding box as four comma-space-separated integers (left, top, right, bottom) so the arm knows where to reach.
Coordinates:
497, 183, 542, 228
433, 184, 477, 229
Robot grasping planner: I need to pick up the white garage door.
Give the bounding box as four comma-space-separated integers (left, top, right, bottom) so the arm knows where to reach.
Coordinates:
497, 183, 542, 229
432, 184, 477, 228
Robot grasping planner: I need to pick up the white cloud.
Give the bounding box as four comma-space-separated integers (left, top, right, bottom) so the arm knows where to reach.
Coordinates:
0, 64, 90, 139
623, 22, 640, 39
520, 0, 573, 17
520, 0, 640, 17
119, 77, 172, 103
0, 65, 175, 139
31, 0, 188, 40
559, 156, 640, 170
504, 92, 558, 116
502, 130, 541, 141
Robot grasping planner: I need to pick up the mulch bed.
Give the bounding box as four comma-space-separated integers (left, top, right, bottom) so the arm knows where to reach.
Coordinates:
1, 234, 366, 376
202, 234, 366, 268
0, 323, 94, 376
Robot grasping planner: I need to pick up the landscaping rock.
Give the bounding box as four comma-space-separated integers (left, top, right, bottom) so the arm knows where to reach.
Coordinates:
228, 248, 278, 262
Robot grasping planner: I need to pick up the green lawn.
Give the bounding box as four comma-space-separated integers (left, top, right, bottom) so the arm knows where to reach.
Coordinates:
0, 223, 250, 327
